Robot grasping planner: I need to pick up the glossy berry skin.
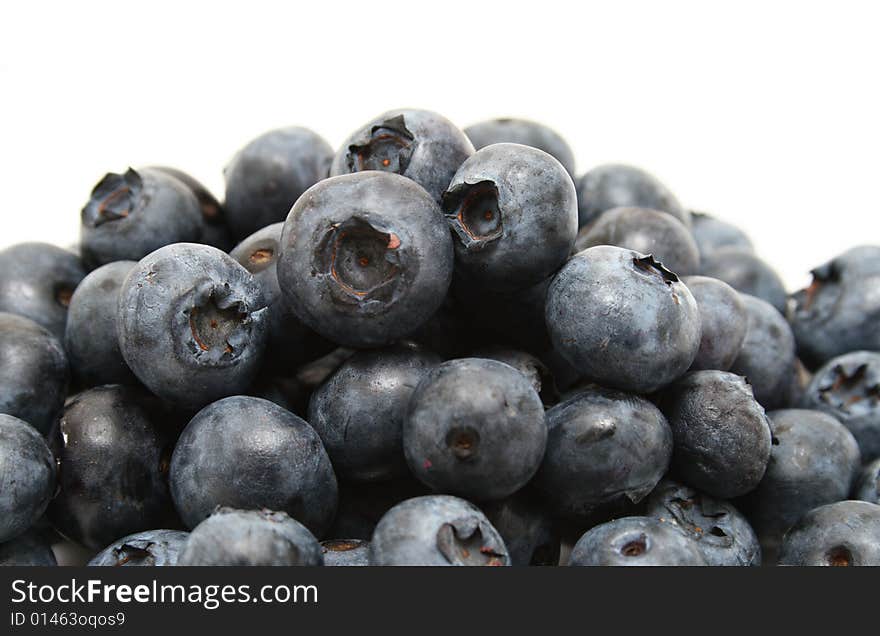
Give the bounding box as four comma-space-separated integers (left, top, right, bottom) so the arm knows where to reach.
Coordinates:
80, 167, 203, 268
224, 127, 333, 240
178, 508, 323, 566
738, 409, 860, 543
308, 343, 440, 483
331, 108, 474, 204
854, 459, 880, 504
682, 276, 749, 371
730, 295, 797, 409
0, 414, 56, 543
48, 385, 179, 550
403, 358, 547, 501
464, 118, 576, 177
0, 531, 57, 566
546, 246, 701, 394
533, 386, 672, 520
646, 480, 761, 567
170, 396, 338, 537
230, 222, 332, 372
802, 351, 880, 462
788, 246, 880, 367
64, 261, 137, 387
778, 500, 880, 566
699, 247, 787, 314
690, 212, 754, 259
118, 243, 268, 410
661, 371, 772, 499
369, 495, 510, 566
480, 494, 560, 566
576, 206, 700, 275
151, 166, 234, 251
321, 540, 370, 566
443, 143, 578, 291
0, 313, 69, 435
277, 172, 453, 348
569, 517, 707, 566
0, 242, 86, 340
88, 529, 189, 567
575, 163, 689, 229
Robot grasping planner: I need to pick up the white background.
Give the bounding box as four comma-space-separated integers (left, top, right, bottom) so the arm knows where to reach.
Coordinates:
1, 0, 878, 290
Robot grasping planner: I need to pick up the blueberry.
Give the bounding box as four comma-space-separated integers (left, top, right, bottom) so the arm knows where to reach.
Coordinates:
472, 346, 559, 405
802, 351, 880, 461
738, 409, 860, 545
321, 539, 370, 566
48, 385, 179, 550
576, 206, 700, 275
0, 313, 69, 435
788, 246, 880, 367
729, 294, 797, 409
230, 222, 333, 372
533, 385, 672, 520
699, 247, 787, 314
150, 166, 234, 251
569, 516, 707, 566
853, 458, 880, 504
0, 531, 57, 566
178, 508, 323, 566
0, 414, 56, 543
169, 396, 337, 537
331, 109, 473, 204
403, 358, 547, 501
546, 246, 702, 393
778, 500, 880, 566
481, 494, 560, 566
308, 342, 440, 483
88, 529, 189, 567
690, 211, 754, 259
369, 495, 509, 566
80, 168, 203, 268
223, 127, 333, 240
443, 143, 578, 291
660, 371, 771, 499
646, 480, 761, 566
64, 261, 138, 387
276, 172, 453, 348
117, 243, 269, 409
575, 163, 689, 229
0, 242, 86, 340
464, 118, 576, 177
682, 276, 749, 371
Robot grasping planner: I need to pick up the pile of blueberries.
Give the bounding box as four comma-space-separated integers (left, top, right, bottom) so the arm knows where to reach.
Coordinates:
1, 109, 879, 567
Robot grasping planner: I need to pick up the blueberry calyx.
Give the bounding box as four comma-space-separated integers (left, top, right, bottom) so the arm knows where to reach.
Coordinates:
179, 282, 261, 364
445, 426, 480, 460
317, 217, 403, 304
443, 180, 503, 249
818, 363, 880, 415
435, 517, 506, 566
347, 115, 415, 174
664, 495, 735, 548
619, 534, 648, 557
632, 254, 679, 285
825, 545, 853, 566
112, 543, 155, 566
82, 168, 143, 228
